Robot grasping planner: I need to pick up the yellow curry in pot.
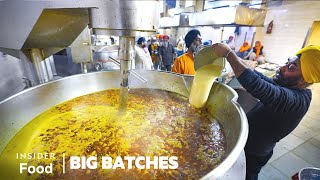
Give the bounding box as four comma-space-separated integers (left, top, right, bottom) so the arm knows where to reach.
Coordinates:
0, 89, 225, 179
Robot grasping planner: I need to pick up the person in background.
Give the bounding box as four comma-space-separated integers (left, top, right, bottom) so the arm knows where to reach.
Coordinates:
147, 38, 151, 47
148, 37, 160, 70
226, 36, 235, 50
172, 29, 202, 75
157, 34, 164, 69
212, 43, 320, 180
159, 35, 175, 71
135, 37, 153, 70
176, 37, 185, 57
236, 41, 251, 59
158, 35, 164, 47
245, 41, 265, 64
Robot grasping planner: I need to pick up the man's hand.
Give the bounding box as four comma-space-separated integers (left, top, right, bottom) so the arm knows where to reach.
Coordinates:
212, 43, 232, 58
212, 43, 249, 78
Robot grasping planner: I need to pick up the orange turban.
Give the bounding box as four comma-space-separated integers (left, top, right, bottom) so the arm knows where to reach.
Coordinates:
296, 45, 320, 83
239, 41, 251, 53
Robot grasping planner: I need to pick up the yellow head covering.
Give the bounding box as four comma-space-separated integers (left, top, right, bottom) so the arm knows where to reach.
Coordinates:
296, 45, 320, 83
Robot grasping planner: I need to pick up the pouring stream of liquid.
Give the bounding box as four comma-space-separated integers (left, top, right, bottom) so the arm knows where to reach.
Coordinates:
189, 64, 223, 108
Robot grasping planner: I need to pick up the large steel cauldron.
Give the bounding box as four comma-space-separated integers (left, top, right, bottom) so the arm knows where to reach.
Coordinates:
0, 71, 248, 179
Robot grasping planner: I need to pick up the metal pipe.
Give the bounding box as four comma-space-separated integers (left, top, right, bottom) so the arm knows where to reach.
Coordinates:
118, 36, 135, 112
81, 63, 88, 73
109, 56, 148, 84
119, 37, 135, 87
129, 70, 148, 84
30, 48, 49, 84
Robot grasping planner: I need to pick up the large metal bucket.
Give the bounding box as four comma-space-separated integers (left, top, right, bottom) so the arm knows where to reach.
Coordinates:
0, 70, 248, 179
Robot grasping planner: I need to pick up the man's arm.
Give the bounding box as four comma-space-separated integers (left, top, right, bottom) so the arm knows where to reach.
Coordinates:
220, 48, 249, 78
237, 69, 310, 112
253, 70, 275, 84
212, 43, 298, 111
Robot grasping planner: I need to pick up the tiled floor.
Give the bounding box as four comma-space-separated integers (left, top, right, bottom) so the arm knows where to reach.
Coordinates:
258, 84, 320, 179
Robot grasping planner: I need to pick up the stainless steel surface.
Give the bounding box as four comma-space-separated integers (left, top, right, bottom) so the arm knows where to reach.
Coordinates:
44, 57, 54, 81
80, 62, 88, 73
89, 1, 159, 36
0, 1, 97, 50
109, 56, 148, 84
0, 71, 248, 179
189, 5, 266, 27
235, 89, 259, 113
22, 77, 32, 89
19, 52, 38, 86
0, 0, 159, 89
119, 37, 135, 88
0, 54, 25, 102
130, 70, 148, 84
22, 9, 89, 50
70, 26, 93, 63
30, 48, 48, 84
93, 51, 120, 71
0, 0, 159, 57
228, 78, 260, 113
217, 150, 246, 180
118, 37, 135, 111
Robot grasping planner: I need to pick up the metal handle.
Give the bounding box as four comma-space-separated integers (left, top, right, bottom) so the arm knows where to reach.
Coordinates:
108, 56, 148, 84
129, 70, 148, 84
108, 56, 121, 66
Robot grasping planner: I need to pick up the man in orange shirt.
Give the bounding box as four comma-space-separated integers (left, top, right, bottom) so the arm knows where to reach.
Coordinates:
172, 29, 202, 75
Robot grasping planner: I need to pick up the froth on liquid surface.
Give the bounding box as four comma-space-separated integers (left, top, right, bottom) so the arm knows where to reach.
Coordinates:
0, 89, 225, 179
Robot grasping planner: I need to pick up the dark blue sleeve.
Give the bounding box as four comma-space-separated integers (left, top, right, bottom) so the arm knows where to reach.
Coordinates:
253, 70, 275, 84
237, 69, 309, 112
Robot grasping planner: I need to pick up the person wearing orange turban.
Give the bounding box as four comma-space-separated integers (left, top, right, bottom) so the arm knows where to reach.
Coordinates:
212, 43, 320, 180
245, 41, 265, 64
236, 41, 251, 59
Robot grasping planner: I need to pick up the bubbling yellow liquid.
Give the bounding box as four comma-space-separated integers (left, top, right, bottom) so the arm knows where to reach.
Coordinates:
0, 89, 225, 180
189, 64, 223, 108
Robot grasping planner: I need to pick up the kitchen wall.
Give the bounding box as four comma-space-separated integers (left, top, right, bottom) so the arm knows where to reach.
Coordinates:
255, 1, 320, 65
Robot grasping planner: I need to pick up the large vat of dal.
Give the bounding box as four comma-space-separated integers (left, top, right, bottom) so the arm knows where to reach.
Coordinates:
0, 70, 248, 179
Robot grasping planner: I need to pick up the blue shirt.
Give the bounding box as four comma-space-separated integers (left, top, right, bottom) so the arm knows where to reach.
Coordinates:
237, 69, 312, 155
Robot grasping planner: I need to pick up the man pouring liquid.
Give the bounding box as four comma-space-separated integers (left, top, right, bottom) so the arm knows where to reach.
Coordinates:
212, 44, 320, 180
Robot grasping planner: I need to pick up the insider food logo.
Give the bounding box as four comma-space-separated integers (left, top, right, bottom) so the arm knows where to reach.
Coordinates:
17, 153, 179, 174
